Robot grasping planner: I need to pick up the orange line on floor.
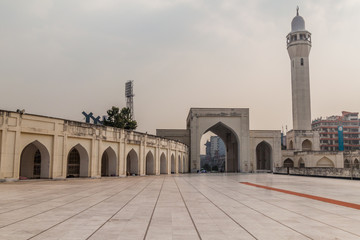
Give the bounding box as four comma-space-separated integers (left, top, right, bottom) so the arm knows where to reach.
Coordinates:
240, 182, 360, 210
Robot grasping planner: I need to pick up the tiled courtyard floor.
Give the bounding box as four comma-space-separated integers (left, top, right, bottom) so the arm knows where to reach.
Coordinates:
1, 173, 360, 240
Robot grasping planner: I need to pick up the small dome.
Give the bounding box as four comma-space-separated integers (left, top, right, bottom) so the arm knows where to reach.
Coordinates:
291, 7, 305, 32
291, 15, 305, 32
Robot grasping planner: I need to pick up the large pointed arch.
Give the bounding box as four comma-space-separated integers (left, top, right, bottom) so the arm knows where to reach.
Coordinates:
20, 140, 50, 179
202, 122, 239, 172
160, 153, 167, 174
67, 144, 89, 178
256, 141, 272, 171
126, 149, 139, 175
146, 151, 155, 175
101, 147, 117, 177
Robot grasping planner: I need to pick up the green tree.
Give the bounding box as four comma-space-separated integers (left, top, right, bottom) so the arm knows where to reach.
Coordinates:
203, 163, 211, 172
103, 106, 137, 130
212, 165, 218, 171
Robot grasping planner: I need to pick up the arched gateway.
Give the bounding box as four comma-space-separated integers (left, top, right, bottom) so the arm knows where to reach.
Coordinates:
157, 108, 281, 173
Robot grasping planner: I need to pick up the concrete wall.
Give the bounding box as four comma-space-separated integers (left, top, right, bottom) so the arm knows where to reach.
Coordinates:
0, 110, 189, 181
286, 130, 320, 151
275, 167, 360, 179
280, 150, 344, 168
156, 129, 190, 146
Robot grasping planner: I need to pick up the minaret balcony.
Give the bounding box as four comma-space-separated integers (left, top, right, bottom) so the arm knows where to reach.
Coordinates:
286, 31, 311, 46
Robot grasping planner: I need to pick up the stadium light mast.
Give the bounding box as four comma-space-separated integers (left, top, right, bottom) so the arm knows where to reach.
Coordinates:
125, 80, 135, 119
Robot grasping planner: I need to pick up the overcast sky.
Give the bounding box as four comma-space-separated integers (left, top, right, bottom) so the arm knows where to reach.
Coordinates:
1, 0, 360, 135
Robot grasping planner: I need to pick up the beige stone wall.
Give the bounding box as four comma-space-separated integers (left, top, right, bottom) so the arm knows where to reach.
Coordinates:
156, 129, 190, 146
281, 150, 344, 168
249, 130, 281, 171
0, 110, 189, 181
286, 130, 320, 151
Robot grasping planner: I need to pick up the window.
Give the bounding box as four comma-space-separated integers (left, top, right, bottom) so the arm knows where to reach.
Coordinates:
301, 58, 304, 66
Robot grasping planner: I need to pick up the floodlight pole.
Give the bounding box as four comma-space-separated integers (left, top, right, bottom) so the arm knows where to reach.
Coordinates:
125, 80, 135, 119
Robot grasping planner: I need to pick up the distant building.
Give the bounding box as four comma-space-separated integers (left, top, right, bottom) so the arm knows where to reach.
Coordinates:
204, 140, 211, 156
209, 136, 226, 158
202, 136, 226, 171
312, 111, 360, 151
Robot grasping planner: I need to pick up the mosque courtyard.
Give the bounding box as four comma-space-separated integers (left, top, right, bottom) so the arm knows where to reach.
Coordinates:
1, 174, 360, 240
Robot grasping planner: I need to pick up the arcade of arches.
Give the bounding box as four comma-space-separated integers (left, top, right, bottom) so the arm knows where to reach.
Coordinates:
1, 110, 188, 181
19, 143, 187, 179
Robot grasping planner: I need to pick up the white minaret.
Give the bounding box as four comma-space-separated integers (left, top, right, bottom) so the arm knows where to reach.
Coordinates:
287, 7, 312, 131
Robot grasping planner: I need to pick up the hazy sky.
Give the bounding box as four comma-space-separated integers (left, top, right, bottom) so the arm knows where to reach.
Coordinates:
1, 0, 360, 135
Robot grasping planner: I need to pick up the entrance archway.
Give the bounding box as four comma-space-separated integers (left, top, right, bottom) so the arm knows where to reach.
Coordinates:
127, 149, 139, 175
201, 122, 239, 172
256, 141, 272, 170
171, 154, 175, 174
67, 144, 89, 178
146, 151, 155, 175
20, 141, 50, 179
101, 147, 117, 177
160, 153, 167, 174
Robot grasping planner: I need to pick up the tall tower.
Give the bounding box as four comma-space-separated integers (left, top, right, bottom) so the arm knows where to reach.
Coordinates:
287, 7, 312, 130
125, 80, 135, 118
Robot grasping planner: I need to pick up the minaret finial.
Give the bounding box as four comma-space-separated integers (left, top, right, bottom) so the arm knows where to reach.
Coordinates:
296, 6, 299, 16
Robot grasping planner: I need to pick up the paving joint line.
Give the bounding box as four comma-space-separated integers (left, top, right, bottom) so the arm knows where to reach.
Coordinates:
0, 178, 136, 229
143, 176, 166, 240
199, 179, 313, 239
181, 177, 257, 240
173, 177, 202, 240
0, 179, 124, 215
25, 177, 147, 240
235, 181, 360, 238
85, 177, 157, 240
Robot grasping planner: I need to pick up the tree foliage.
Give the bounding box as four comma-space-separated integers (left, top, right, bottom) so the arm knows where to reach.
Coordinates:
103, 106, 137, 130
203, 163, 211, 172
212, 165, 219, 171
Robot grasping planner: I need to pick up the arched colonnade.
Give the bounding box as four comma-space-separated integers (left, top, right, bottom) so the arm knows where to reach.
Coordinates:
0, 111, 189, 181
19, 140, 188, 179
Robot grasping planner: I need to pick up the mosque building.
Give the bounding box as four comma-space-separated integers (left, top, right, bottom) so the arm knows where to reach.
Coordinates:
1, 8, 359, 181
